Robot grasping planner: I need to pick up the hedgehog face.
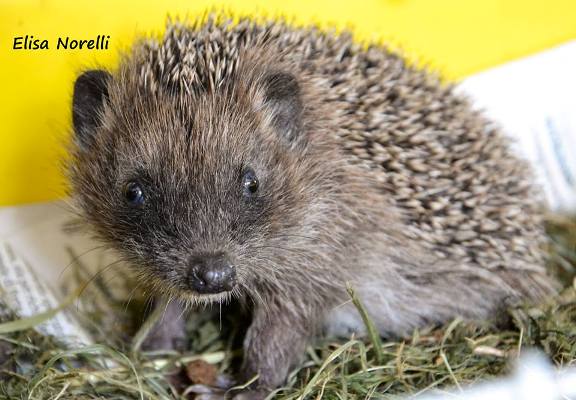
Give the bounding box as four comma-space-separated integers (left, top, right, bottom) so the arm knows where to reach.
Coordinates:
69, 67, 337, 304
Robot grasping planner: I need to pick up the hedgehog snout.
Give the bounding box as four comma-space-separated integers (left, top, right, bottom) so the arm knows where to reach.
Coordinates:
187, 252, 237, 294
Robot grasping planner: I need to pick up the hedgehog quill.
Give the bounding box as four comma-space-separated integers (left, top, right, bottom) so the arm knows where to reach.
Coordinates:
68, 15, 558, 398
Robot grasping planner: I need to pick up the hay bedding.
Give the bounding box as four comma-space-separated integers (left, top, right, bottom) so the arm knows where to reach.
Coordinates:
0, 217, 574, 399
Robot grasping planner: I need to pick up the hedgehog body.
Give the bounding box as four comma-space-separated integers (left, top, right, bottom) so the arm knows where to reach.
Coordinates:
69, 16, 557, 394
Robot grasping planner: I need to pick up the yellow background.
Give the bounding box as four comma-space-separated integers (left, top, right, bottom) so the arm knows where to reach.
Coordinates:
1, 0, 575, 206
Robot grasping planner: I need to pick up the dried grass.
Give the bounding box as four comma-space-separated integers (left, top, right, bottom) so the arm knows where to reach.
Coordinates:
0, 216, 574, 399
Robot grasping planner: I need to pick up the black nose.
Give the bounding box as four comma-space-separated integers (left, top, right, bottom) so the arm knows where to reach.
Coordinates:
188, 253, 237, 294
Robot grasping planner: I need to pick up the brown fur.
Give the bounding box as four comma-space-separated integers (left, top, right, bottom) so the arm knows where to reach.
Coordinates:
68, 15, 558, 393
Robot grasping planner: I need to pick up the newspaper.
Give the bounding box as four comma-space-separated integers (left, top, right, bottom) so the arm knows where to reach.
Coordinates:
458, 41, 576, 213
0, 201, 122, 346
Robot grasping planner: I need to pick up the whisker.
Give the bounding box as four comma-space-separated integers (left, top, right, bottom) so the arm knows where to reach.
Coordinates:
58, 245, 107, 280
250, 245, 320, 265
123, 281, 145, 315
219, 298, 222, 331
142, 292, 156, 323
74, 258, 126, 310
54, 199, 85, 220
177, 299, 188, 320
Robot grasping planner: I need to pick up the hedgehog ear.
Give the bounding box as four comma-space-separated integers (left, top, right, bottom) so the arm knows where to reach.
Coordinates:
72, 70, 111, 149
261, 71, 303, 143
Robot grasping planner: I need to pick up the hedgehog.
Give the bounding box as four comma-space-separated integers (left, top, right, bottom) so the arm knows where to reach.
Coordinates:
68, 15, 558, 398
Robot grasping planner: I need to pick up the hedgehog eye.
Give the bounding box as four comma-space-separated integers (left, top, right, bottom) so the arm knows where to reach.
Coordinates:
242, 169, 259, 197
124, 181, 145, 206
